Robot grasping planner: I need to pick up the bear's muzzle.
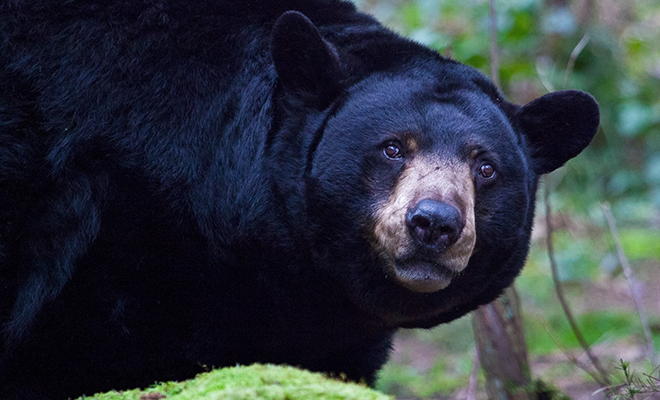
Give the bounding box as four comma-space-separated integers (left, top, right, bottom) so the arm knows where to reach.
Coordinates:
371, 157, 476, 293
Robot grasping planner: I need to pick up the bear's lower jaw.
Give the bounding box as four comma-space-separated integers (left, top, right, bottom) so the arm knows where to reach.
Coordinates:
392, 260, 456, 293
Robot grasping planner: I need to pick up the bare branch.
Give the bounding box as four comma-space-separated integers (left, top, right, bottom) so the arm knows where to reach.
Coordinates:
489, 0, 500, 87
602, 202, 659, 367
544, 177, 611, 386
538, 315, 608, 384
563, 33, 591, 88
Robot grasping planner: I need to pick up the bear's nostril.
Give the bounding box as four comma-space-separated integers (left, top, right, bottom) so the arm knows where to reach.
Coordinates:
414, 224, 431, 244
406, 199, 464, 250
410, 215, 434, 243
410, 214, 431, 229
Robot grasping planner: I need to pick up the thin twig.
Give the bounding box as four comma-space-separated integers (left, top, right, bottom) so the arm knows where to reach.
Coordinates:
488, 0, 500, 87
466, 347, 480, 400
602, 202, 660, 367
563, 33, 591, 88
535, 59, 556, 93
538, 315, 607, 385
544, 177, 611, 386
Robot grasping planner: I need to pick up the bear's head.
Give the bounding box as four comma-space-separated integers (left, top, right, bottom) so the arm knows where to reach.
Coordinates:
269, 11, 599, 326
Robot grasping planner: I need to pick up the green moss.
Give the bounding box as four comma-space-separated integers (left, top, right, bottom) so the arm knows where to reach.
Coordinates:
78, 364, 393, 400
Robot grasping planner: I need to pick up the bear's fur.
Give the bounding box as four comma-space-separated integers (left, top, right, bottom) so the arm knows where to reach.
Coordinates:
0, 1, 599, 398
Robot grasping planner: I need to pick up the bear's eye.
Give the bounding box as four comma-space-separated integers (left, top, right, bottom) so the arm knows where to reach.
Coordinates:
384, 143, 403, 160
479, 163, 496, 179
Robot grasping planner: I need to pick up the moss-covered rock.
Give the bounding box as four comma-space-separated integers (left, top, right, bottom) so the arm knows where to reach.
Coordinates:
78, 364, 393, 400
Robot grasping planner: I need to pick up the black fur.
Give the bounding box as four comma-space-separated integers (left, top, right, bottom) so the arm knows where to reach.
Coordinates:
0, 1, 598, 398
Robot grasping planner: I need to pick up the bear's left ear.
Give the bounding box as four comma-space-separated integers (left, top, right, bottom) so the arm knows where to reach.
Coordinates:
514, 90, 599, 175
270, 11, 343, 110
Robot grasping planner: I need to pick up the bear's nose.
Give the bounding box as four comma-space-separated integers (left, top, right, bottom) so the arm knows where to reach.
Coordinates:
406, 199, 464, 251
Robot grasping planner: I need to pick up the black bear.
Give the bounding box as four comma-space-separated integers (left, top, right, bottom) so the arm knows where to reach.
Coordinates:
0, 0, 599, 398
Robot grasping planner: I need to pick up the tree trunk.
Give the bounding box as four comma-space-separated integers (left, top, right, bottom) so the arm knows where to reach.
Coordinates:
472, 286, 533, 400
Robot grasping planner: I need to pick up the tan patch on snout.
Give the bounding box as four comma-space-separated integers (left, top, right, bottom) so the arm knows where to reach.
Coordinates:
371, 157, 476, 291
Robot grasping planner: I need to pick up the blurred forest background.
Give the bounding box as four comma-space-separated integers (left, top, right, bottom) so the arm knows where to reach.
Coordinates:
349, 0, 660, 398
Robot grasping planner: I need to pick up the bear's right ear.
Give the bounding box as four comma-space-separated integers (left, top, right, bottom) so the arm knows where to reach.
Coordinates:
514, 90, 600, 175
270, 11, 343, 110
